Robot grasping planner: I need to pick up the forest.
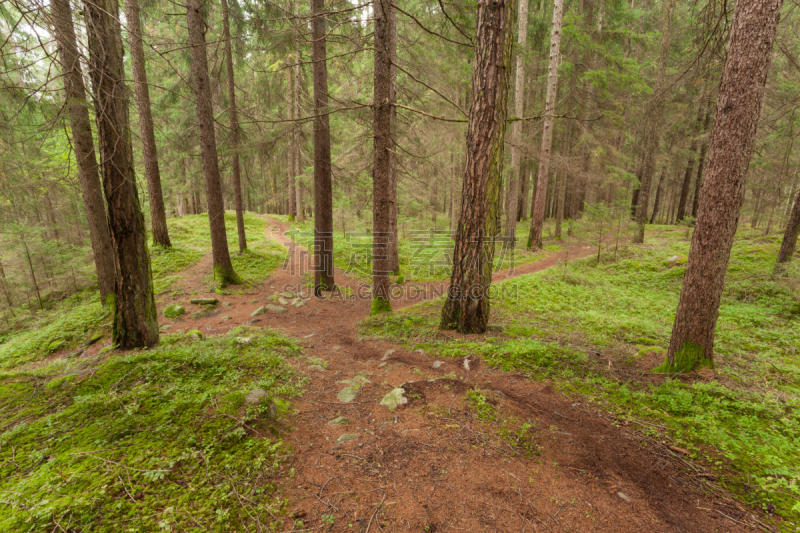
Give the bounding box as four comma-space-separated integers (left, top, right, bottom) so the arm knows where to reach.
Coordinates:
1, 0, 799, 529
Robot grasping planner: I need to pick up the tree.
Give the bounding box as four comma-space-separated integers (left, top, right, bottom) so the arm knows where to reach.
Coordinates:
387, 0, 400, 273
504, 0, 529, 243
50, 0, 115, 302
311, 0, 334, 293
527, 0, 563, 250
371, 0, 394, 315
662, 0, 783, 372
83, 0, 159, 347
221, 0, 247, 252
124, 0, 171, 248
186, 0, 240, 286
777, 189, 800, 265
440, 0, 515, 333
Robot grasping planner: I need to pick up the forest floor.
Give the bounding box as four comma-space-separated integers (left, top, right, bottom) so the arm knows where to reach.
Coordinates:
0, 215, 794, 532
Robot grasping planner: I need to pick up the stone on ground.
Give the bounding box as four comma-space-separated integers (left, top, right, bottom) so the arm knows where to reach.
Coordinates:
380, 388, 408, 411
328, 416, 350, 426
190, 298, 218, 305
163, 304, 185, 318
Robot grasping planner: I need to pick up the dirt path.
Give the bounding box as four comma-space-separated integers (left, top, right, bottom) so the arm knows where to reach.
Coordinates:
155, 217, 763, 532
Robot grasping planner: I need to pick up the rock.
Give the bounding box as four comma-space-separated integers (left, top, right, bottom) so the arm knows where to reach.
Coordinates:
278, 297, 289, 305
336, 433, 359, 443
86, 333, 104, 346
281, 291, 296, 298
616, 492, 631, 503
382, 349, 395, 361
380, 388, 408, 411
251, 306, 267, 317
250, 300, 259, 304
291, 298, 306, 307
432, 361, 445, 369
309, 364, 327, 372
245, 388, 267, 405
328, 416, 350, 426
47, 340, 65, 353
220, 316, 232, 321
337, 387, 359, 403
665, 255, 687, 267
487, 324, 504, 332
414, 349, 425, 354
266, 304, 287, 313
163, 304, 185, 319
186, 330, 203, 340
236, 337, 252, 345
223, 302, 233, 307
378, 362, 387, 368
190, 298, 219, 305
463, 358, 471, 371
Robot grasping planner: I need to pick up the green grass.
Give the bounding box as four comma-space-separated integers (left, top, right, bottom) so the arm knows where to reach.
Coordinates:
361, 225, 800, 527
0, 326, 303, 532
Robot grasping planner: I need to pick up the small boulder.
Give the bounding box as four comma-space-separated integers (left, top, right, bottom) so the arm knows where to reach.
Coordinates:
309, 364, 327, 372
220, 316, 232, 321
380, 388, 408, 411
291, 298, 306, 307
186, 330, 203, 341
278, 297, 289, 305
47, 340, 65, 353
432, 361, 445, 369
337, 387, 359, 403
382, 349, 395, 361
328, 416, 350, 426
617, 492, 631, 503
266, 304, 287, 314
245, 388, 267, 405
251, 306, 267, 317
236, 337, 252, 345
336, 433, 359, 443
190, 298, 219, 305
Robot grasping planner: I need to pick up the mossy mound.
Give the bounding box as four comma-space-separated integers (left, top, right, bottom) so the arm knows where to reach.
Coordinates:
163, 304, 185, 318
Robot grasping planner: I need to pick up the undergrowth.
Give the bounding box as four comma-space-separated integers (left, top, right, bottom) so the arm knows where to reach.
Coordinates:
361, 226, 800, 528
0, 326, 303, 532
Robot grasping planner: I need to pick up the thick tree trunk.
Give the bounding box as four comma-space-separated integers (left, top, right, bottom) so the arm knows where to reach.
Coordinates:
504, 0, 529, 241
777, 188, 800, 265
186, 0, 240, 286
221, 0, 247, 252
371, 0, 394, 315
633, 0, 673, 243
527, 0, 563, 249
664, 0, 782, 372
84, 0, 159, 347
440, 0, 514, 333
311, 0, 335, 292
124, 0, 171, 248
50, 0, 115, 303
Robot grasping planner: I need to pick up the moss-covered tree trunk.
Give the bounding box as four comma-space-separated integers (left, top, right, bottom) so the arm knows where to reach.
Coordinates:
221, 0, 247, 253
663, 0, 783, 372
440, 0, 515, 333
311, 0, 335, 293
777, 189, 800, 265
186, 0, 240, 286
124, 0, 171, 248
50, 0, 116, 303
83, 0, 159, 348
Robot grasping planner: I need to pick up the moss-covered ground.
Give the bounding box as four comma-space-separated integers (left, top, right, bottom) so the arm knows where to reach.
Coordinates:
361, 225, 800, 524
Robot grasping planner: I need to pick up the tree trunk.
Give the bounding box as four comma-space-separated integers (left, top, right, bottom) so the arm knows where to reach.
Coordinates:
504, 0, 529, 241
676, 98, 705, 222
664, 0, 782, 372
221, 0, 247, 252
311, 0, 335, 292
84, 0, 159, 347
0, 258, 14, 315
186, 0, 240, 286
50, 0, 115, 302
124, 0, 171, 248
371, 0, 395, 315
555, 169, 566, 238
649, 166, 666, 224
440, 0, 514, 333
527, 0, 563, 249
387, 0, 400, 273
633, 0, 673, 243
692, 109, 713, 218
293, 46, 304, 221
777, 188, 800, 265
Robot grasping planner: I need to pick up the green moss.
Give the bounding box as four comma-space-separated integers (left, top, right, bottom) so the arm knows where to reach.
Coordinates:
370, 296, 393, 316
163, 304, 185, 319
654, 342, 714, 373
214, 265, 243, 288
395, 274, 405, 284
47, 340, 65, 353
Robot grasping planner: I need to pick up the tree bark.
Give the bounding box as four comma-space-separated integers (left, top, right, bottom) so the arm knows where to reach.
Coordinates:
124, 0, 171, 248
221, 0, 247, 252
371, 0, 394, 315
777, 188, 800, 265
387, 0, 400, 273
186, 0, 240, 286
311, 0, 335, 292
50, 0, 115, 302
633, 0, 673, 243
294, 46, 304, 221
84, 0, 159, 347
527, 0, 563, 249
664, 0, 782, 372
504, 0, 529, 241
440, 0, 514, 333
649, 166, 666, 224
676, 98, 705, 222
692, 109, 713, 218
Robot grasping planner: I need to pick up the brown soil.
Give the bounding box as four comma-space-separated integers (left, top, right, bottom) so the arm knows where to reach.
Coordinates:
151, 216, 775, 533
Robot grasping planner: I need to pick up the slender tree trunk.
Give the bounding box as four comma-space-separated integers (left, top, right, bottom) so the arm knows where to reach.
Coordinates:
504, 0, 529, 241
371, 0, 395, 315
765, 121, 794, 236
777, 188, 800, 265
124, 0, 171, 248
633, 0, 673, 243
440, 0, 514, 333
649, 166, 666, 224
311, 0, 335, 292
85, 0, 159, 347
555, 170, 566, 238
664, 0, 782, 372
221, 0, 247, 252
527, 0, 563, 249
293, 46, 304, 221
50, 0, 115, 302
676, 98, 705, 222
0, 259, 14, 315
186, 0, 240, 286
387, 0, 400, 273
692, 109, 713, 218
